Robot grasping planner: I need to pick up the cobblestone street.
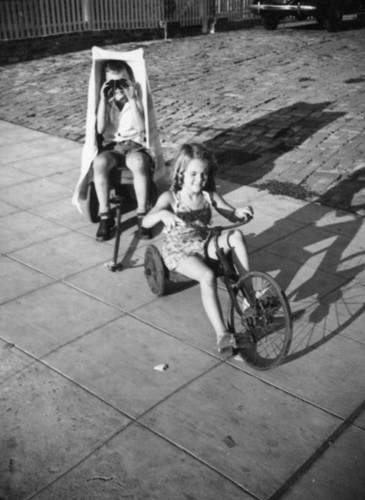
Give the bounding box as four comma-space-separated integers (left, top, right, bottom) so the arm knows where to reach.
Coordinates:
1, 21, 365, 213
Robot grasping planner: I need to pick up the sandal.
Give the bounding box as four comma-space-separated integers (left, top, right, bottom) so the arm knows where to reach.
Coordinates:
216, 331, 235, 353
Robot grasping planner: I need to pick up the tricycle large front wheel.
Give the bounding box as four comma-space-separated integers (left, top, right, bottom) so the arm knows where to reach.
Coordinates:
228, 271, 292, 369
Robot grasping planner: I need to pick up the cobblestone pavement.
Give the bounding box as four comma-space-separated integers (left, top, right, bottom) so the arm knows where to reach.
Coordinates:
1, 21, 365, 213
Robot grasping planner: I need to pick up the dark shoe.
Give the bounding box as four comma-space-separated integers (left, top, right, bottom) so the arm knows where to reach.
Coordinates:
96, 212, 115, 241
137, 214, 152, 240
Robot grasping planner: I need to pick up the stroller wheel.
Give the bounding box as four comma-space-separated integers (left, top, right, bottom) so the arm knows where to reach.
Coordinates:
144, 245, 169, 296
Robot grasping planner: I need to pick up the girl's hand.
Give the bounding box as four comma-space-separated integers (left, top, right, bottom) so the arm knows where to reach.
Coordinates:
101, 81, 110, 98
234, 205, 254, 222
161, 211, 184, 231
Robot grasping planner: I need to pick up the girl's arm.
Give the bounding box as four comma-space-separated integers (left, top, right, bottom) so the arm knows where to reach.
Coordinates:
142, 191, 183, 230
124, 83, 145, 134
211, 192, 254, 223
96, 82, 110, 135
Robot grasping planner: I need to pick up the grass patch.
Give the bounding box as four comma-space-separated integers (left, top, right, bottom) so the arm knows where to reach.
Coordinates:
253, 180, 318, 200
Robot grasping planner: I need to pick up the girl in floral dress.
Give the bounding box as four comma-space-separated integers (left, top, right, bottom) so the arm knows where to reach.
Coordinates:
142, 143, 254, 352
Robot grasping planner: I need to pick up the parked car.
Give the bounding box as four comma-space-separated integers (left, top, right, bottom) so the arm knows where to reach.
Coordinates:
250, 0, 365, 31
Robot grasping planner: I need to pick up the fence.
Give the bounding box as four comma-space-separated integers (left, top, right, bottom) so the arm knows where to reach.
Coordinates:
0, 0, 255, 41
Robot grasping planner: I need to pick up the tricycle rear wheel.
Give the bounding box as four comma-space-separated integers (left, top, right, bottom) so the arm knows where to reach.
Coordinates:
144, 245, 169, 296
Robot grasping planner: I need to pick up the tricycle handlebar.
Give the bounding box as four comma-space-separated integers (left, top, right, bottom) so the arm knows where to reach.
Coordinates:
207, 217, 252, 234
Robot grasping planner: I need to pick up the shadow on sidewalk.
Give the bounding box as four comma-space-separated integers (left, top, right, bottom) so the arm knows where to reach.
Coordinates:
320, 166, 365, 213
201, 100, 363, 362
204, 101, 345, 186
249, 178, 364, 363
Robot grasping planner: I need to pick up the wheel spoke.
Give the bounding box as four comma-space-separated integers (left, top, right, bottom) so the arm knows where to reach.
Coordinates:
230, 271, 292, 369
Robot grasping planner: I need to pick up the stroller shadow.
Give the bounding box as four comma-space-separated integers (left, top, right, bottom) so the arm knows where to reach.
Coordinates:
204, 101, 345, 187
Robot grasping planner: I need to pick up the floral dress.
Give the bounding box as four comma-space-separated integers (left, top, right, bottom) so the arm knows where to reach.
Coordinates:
162, 191, 214, 271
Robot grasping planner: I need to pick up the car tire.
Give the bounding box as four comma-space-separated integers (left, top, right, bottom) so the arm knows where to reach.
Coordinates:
323, 1, 343, 31
262, 15, 280, 30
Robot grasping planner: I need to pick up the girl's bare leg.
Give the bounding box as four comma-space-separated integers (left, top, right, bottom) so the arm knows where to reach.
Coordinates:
93, 151, 117, 214
227, 230, 250, 276
126, 152, 150, 214
175, 256, 230, 349
207, 230, 250, 277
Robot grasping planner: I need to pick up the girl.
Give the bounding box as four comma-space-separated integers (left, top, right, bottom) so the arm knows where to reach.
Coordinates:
142, 143, 254, 352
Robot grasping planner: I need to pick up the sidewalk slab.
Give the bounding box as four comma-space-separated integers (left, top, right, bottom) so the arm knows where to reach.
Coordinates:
249, 249, 348, 318
0, 178, 71, 209
311, 279, 365, 342
64, 254, 161, 313
0, 357, 130, 500
0, 255, 54, 305
0, 282, 122, 357
134, 281, 234, 355
33, 423, 250, 500
9, 231, 116, 280
282, 425, 365, 500
31, 197, 96, 229
44, 314, 220, 417
0, 339, 35, 380
0, 164, 37, 188
140, 362, 341, 499
231, 332, 365, 418
0, 211, 69, 254
0, 199, 20, 217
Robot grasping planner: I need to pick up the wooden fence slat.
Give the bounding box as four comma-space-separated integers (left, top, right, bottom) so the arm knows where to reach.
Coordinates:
112, 0, 117, 29
136, 0, 140, 28
28, 0, 38, 37
59, 0, 66, 32
92, 0, 98, 30
0, 0, 253, 41
146, 0, 151, 27
47, 0, 54, 34
134, 0, 138, 28
100, 0, 106, 30
53, 0, 62, 33
39, 0, 46, 36
7, 0, 18, 39
64, 0, 70, 31
116, 0, 121, 30
114, 0, 119, 29
45, 0, 53, 35
96, 0, 102, 31
125, 0, 130, 29
74, 0, 80, 31
4, 0, 13, 39
25, 0, 33, 37
68, 0, 74, 31
49, 0, 56, 34
101, 0, 106, 30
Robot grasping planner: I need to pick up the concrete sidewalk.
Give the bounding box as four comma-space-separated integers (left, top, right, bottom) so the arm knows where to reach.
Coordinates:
0, 119, 364, 499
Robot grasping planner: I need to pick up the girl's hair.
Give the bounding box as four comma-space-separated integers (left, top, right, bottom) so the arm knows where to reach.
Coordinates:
104, 60, 135, 83
171, 143, 217, 192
